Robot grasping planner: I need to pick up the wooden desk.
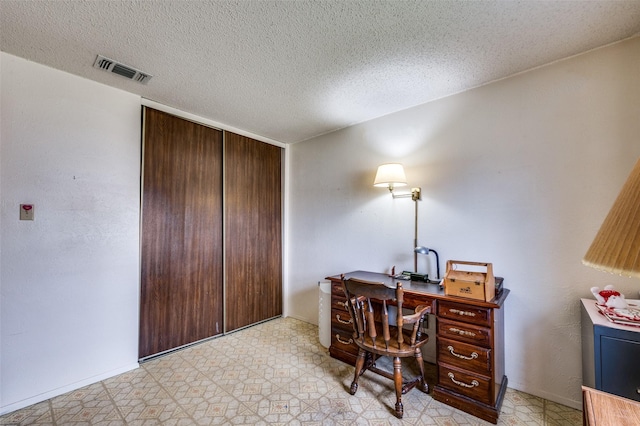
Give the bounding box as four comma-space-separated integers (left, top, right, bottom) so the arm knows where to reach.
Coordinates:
583, 386, 640, 425
327, 270, 509, 424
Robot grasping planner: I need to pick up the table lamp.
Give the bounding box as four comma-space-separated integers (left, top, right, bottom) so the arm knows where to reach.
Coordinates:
583, 158, 640, 279
414, 246, 440, 280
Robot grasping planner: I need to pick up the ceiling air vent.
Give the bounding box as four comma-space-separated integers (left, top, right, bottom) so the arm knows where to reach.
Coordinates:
93, 55, 152, 84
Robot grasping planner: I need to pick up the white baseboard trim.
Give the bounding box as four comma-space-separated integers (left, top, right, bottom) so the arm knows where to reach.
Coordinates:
285, 313, 316, 325
0, 363, 139, 416
506, 380, 582, 411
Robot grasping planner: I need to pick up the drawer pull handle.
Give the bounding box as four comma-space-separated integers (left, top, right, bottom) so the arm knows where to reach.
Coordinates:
448, 372, 479, 389
447, 345, 478, 360
335, 334, 353, 345
449, 308, 476, 317
449, 327, 476, 338
335, 314, 353, 325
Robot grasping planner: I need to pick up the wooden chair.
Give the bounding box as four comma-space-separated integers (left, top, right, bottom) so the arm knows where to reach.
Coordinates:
341, 275, 431, 418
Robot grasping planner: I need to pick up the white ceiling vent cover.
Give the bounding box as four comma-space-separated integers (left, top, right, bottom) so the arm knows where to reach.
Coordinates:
93, 55, 152, 84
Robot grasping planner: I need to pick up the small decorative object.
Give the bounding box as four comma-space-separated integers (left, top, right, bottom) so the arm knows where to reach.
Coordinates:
591, 285, 640, 326
444, 260, 495, 301
590, 285, 628, 309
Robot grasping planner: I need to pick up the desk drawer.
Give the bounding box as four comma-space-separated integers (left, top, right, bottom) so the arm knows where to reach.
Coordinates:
332, 281, 346, 298
331, 326, 358, 356
438, 300, 491, 327
438, 318, 491, 347
438, 363, 492, 405
402, 292, 435, 312
332, 308, 354, 329
332, 295, 349, 312
438, 336, 491, 374
331, 281, 349, 314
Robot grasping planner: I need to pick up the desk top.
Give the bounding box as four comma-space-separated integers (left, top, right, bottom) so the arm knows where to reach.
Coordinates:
583, 386, 640, 426
327, 270, 508, 308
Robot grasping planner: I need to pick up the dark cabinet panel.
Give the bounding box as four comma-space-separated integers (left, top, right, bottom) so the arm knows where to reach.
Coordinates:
600, 335, 640, 401
224, 132, 283, 332
582, 299, 640, 403
139, 108, 224, 359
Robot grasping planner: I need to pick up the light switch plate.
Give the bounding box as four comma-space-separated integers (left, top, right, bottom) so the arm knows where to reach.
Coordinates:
20, 204, 34, 221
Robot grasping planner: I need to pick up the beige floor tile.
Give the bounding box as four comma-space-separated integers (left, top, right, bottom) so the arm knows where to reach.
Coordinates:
0, 318, 581, 425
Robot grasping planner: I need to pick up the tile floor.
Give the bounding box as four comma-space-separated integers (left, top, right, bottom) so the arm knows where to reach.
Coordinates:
0, 317, 581, 425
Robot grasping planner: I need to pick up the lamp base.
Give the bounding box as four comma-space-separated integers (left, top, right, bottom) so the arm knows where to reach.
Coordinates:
400, 271, 429, 282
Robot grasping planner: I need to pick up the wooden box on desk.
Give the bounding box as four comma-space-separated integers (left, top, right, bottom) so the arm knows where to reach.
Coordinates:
444, 260, 495, 302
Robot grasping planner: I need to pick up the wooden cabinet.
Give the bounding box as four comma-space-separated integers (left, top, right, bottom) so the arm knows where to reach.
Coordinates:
581, 298, 640, 402
434, 299, 507, 423
327, 271, 508, 424
140, 108, 283, 358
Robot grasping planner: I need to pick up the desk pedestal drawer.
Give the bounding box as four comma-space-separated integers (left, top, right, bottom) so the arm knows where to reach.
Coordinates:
438, 337, 491, 374
438, 318, 491, 347
331, 326, 358, 354
438, 363, 492, 405
438, 300, 491, 327
333, 309, 353, 328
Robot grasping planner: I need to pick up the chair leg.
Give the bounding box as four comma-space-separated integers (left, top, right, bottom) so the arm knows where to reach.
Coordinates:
393, 356, 403, 418
414, 348, 429, 393
350, 349, 366, 395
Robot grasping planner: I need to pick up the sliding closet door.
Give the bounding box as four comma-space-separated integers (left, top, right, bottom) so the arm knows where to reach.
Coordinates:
139, 108, 224, 359
225, 132, 283, 332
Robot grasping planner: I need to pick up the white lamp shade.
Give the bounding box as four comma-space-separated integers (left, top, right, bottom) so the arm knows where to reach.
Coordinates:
373, 163, 408, 187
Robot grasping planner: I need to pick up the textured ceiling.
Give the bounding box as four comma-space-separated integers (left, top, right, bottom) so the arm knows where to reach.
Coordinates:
2, 1, 640, 144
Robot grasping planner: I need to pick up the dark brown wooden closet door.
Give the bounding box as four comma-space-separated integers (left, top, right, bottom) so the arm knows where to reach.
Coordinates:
139, 108, 223, 359
225, 132, 283, 332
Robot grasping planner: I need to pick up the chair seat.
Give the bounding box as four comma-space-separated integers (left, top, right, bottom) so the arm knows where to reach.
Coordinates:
353, 327, 429, 357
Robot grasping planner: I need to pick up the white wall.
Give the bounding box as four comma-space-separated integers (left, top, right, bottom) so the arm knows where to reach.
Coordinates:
2, 34, 638, 415
0, 53, 141, 414
288, 36, 640, 409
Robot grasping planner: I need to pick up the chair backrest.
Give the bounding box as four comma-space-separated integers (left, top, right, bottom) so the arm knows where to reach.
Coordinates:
342, 276, 427, 352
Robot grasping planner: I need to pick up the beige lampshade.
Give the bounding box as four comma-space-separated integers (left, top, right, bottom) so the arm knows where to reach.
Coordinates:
583, 158, 640, 278
373, 163, 407, 188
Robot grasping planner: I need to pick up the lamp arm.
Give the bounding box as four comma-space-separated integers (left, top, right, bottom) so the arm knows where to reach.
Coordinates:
430, 249, 440, 280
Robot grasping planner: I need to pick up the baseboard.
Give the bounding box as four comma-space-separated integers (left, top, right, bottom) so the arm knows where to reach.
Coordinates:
285, 313, 316, 325
506, 380, 582, 411
0, 363, 139, 416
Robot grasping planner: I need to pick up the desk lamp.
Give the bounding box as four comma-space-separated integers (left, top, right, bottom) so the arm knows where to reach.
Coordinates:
583, 158, 640, 281
414, 246, 440, 280
374, 163, 422, 271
